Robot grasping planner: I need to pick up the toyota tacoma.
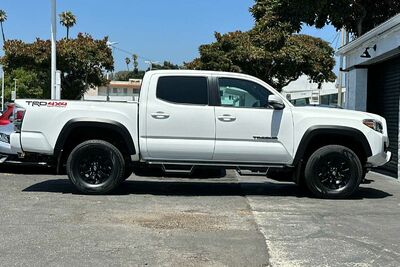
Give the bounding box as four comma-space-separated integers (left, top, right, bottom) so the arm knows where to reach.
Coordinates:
9, 70, 391, 198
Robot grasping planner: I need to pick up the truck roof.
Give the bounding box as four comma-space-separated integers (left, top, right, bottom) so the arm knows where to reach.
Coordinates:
147, 69, 263, 80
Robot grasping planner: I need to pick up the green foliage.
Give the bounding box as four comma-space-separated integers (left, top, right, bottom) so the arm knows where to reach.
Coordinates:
1, 33, 114, 99
0, 10, 6, 23
114, 70, 145, 81
59, 11, 77, 39
114, 60, 181, 81
151, 61, 181, 71
132, 54, 139, 73
125, 57, 131, 71
1, 68, 43, 101
186, 30, 336, 91
251, 0, 400, 36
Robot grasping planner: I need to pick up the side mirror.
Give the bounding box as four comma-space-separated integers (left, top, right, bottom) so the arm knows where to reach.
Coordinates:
268, 95, 285, 110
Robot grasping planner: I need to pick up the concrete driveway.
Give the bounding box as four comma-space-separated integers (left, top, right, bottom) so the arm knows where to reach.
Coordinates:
0, 167, 399, 266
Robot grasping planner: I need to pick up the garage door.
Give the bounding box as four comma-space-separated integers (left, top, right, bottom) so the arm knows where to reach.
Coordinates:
367, 56, 400, 177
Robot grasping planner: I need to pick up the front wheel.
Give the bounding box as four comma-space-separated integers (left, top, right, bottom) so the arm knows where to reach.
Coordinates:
304, 145, 363, 199
66, 140, 125, 194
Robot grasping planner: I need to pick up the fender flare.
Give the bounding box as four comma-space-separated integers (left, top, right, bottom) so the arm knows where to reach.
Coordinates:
292, 125, 372, 166
54, 118, 136, 158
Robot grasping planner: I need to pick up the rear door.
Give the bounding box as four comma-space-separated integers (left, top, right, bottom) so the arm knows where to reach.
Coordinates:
143, 74, 216, 161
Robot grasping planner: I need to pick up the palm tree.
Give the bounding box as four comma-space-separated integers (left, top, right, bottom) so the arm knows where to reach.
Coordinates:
59, 11, 76, 39
125, 57, 131, 71
0, 10, 7, 44
132, 54, 139, 73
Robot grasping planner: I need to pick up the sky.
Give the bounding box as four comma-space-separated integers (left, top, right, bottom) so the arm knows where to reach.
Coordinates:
0, 0, 339, 72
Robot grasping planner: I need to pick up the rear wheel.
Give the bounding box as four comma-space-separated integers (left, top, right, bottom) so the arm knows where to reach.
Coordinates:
304, 145, 363, 199
66, 140, 125, 194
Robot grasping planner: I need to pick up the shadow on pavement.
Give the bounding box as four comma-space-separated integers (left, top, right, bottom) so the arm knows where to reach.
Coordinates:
0, 165, 54, 175
22, 178, 393, 199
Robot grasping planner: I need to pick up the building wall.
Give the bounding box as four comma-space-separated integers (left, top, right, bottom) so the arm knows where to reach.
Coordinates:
339, 15, 400, 112
345, 68, 368, 111
84, 79, 142, 100
338, 14, 400, 179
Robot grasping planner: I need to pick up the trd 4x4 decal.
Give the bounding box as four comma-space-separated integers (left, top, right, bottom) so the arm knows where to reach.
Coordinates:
26, 101, 68, 108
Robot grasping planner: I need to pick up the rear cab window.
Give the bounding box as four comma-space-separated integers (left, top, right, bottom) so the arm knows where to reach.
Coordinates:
156, 76, 209, 105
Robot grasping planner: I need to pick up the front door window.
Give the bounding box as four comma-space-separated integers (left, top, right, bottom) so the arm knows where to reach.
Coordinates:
218, 78, 272, 109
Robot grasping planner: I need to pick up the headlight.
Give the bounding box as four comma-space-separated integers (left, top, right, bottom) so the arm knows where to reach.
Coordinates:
363, 119, 383, 133
0, 133, 10, 144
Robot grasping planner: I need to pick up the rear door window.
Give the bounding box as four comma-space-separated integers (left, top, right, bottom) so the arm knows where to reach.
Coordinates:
156, 76, 208, 105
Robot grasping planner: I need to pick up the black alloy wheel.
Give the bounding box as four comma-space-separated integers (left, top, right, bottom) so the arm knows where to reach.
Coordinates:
67, 140, 125, 194
304, 145, 363, 199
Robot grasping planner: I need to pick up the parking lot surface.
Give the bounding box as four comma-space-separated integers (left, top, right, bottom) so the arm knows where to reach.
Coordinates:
0, 168, 399, 266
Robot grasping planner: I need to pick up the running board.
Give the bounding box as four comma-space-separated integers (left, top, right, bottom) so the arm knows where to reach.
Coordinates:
236, 167, 269, 177
0, 156, 8, 164
161, 164, 195, 175
147, 161, 285, 169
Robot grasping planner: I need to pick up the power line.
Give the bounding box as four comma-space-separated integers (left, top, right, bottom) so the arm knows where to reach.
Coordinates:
330, 32, 340, 46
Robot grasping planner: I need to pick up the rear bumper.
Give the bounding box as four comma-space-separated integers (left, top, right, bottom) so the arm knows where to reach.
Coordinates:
10, 133, 23, 154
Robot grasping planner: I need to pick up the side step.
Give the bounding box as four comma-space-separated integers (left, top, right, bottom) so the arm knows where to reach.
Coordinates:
0, 156, 8, 164
161, 164, 195, 175
237, 167, 269, 177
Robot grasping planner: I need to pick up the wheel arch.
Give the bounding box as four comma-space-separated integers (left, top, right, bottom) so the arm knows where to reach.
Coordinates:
293, 125, 372, 167
54, 118, 136, 173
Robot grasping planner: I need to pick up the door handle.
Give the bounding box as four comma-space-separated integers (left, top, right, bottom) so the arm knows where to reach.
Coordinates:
217, 114, 236, 122
151, 112, 170, 119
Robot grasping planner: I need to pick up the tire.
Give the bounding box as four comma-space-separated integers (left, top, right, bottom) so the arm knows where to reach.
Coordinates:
66, 140, 125, 194
304, 145, 363, 199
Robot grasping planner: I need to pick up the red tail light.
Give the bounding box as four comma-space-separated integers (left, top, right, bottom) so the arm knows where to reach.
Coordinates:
12, 107, 26, 132
16, 110, 25, 121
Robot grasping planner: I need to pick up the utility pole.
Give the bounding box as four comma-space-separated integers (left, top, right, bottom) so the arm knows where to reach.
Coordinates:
1, 67, 4, 111
337, 28, 346, 107
12, 78, 18, 101
106, 41, 118, 101
51, 0, 57, 100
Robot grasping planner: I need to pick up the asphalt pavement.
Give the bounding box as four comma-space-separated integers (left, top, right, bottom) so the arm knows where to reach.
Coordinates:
0, 167, 399, 266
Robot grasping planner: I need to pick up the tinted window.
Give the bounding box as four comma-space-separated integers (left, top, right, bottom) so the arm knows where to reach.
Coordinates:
156, 76, 208, 105
218, 78, 271, 108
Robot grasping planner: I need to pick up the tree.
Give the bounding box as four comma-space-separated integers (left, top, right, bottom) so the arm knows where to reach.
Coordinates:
186, 30, 335, 91
2, 68, 43, 101
59, 11, 77, 39
125, 57, 131, 71
0, 9, 7, 44
114, 70, 145, 81
132, 54, 139, 74
1, 34, 114, 99
151, 61, 181, 71
251, 0, 400, 37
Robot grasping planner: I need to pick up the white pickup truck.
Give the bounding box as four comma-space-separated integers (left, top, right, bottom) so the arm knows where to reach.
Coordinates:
10, 70, 391, 198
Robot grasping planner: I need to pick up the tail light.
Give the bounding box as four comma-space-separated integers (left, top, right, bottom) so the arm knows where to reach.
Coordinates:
12, 107, 26, 132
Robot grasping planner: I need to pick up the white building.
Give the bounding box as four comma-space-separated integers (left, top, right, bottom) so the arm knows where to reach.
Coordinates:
84, 79, 142, 101
337, 14, 400, 178
282, 75, 345, 106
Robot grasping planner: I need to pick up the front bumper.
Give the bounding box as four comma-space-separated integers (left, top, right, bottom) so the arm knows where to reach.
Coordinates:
367, 151, 392, 167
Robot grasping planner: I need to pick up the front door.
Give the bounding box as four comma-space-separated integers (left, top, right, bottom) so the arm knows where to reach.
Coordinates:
144, 74, 216, 161
213, 77, 293, 164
